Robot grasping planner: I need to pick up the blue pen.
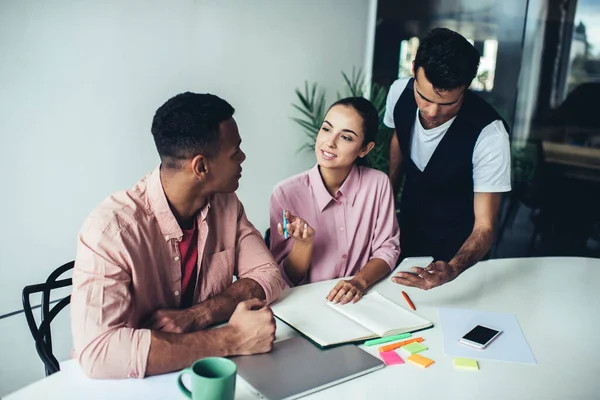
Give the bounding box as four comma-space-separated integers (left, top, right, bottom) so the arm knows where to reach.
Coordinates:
282, 210, 289, 239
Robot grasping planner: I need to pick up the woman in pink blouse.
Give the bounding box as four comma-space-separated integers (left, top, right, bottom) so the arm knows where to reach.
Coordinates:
269, 97, 400, 305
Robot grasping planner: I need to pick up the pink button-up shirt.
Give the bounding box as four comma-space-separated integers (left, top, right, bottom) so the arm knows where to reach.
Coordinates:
270, 164, 400, 287
71, 166, 282, 379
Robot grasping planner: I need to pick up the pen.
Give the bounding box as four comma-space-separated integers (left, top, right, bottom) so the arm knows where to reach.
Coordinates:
364, 332, 411, 347
282, 210, 289, 239
402, 291, 416, 311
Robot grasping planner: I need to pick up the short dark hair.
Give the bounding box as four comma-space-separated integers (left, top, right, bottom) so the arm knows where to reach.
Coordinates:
328, 97, 378, 166
414, 28, 480, 91
151, 92, 234, 169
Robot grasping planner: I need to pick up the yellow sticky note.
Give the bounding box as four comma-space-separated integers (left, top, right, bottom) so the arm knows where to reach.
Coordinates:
453, 358, 479, 370
407, 354, 434, 368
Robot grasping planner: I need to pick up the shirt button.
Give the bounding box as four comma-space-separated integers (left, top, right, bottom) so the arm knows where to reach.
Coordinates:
340, 227, 344, 231
164, 235, 170, 241
174, 256, 180, 262
174, 290, 180, 296
342, 254, 347, 259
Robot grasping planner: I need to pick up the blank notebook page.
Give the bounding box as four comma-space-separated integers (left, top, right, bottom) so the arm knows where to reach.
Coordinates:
271, 279, 375, 346
327, 291, 432, 337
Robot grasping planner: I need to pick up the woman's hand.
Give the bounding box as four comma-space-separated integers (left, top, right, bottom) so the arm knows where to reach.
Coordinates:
277, 210, 315, 244
326, 278, 367, 305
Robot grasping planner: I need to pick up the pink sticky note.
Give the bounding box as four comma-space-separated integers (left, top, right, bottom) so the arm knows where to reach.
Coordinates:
380, 351, 405, 365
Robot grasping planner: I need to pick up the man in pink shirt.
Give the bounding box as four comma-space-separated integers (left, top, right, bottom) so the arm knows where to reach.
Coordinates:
71, 92, 283, 379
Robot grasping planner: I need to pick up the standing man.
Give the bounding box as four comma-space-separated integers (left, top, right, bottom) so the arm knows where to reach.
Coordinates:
387, 28, 511, 290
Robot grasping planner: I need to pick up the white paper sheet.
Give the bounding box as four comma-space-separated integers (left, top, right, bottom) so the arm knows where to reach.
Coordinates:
438, 307, 537, 364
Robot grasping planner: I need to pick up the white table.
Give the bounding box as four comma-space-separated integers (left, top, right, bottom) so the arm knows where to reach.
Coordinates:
6, 257, 600, 400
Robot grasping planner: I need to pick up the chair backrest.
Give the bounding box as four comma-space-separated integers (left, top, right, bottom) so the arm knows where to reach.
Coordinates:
264, 228, 271, 249
22, 261, 74, 376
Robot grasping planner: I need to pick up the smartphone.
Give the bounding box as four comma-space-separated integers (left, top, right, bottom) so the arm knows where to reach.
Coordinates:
459, 325, 502, 349
393, 257, 434, 276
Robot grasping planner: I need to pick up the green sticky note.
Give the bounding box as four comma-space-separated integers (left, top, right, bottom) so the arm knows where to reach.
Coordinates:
453, 358, 479, 370
400, 342, 428, 355
364, 333, 411, 347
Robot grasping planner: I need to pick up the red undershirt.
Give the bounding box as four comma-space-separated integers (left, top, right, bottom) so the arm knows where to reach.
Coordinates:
179, 221, 199, 309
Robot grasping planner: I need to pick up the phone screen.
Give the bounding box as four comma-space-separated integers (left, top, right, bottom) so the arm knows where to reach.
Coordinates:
462, 325, 500, 345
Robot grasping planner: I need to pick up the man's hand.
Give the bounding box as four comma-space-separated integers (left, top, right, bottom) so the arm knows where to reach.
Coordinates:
326, 278, 367, 304
391, 261, 460, 290
145, 308, 200, 333
227, 298, 276, 355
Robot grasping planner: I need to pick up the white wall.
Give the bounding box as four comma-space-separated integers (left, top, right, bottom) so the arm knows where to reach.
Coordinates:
0, 0, 374, 396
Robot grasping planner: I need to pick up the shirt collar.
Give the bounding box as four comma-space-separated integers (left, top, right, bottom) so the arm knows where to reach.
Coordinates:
147, 165, 210, 240
338, 164, 360, 207
308, 164, 360, 212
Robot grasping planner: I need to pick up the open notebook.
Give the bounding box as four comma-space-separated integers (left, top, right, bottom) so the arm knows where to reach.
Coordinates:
271, 279, 432, 348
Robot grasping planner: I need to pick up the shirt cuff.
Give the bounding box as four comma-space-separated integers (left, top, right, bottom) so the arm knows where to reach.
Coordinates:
369, 254, 397, 272
135, 328, 152, 378
242, 267, 283, 305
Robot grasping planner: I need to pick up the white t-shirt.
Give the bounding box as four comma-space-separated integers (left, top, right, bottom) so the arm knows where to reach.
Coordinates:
384, 78, 511, 193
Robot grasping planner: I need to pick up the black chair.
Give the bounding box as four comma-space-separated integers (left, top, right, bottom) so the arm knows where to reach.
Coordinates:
264, 228, 271, 248
22, 261, 74, 376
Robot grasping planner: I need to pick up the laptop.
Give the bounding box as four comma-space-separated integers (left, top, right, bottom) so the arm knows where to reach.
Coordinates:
231, 337, 384, 400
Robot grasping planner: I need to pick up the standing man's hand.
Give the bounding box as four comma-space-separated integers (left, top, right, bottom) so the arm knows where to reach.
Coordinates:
227, 298, 276, 355
391, 261, 460, 290
393, 193, 500, 290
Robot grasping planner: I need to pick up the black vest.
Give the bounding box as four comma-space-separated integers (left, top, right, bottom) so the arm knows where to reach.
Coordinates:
393, 78, 507, 262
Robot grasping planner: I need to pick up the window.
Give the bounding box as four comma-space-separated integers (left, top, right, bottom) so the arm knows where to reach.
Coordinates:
398, 37, 498, 92
564, 0, 600, 97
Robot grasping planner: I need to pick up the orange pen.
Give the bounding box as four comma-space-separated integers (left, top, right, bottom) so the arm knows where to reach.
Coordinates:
379, 337, 424, 353
402, 291, 416, 311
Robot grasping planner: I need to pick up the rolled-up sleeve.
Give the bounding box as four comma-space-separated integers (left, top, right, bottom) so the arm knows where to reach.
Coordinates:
369, 176, 401, 269
71, 226, 151, 379
234, 200, 283, 304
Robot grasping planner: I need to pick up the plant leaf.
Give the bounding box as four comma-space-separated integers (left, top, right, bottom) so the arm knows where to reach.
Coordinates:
291, 68, 393, 159
291, 104, 320, 122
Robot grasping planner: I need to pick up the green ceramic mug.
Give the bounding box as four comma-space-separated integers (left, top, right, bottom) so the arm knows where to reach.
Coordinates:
177, 357, 237, 400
